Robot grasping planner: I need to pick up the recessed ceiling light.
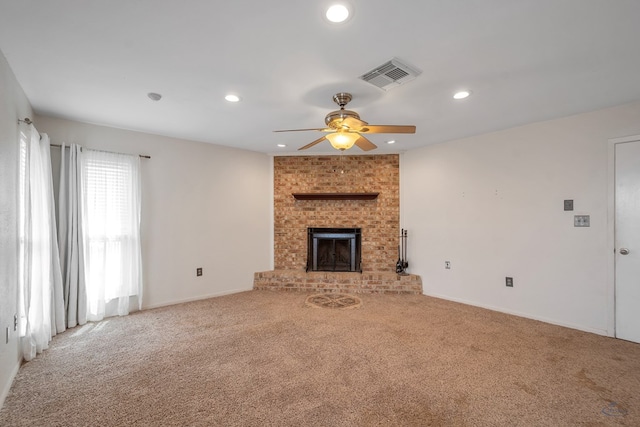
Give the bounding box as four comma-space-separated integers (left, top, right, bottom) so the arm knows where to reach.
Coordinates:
147, 92, 162, 101
225, 94, 241, 102
277, 144, 287, 148
326, 4, 350, 23
387, 140, 396, 144
453, 90, 471, 100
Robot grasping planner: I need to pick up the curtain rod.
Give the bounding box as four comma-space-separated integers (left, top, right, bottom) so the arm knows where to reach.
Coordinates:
50, 144, 151, 159
19, 117, 151, 159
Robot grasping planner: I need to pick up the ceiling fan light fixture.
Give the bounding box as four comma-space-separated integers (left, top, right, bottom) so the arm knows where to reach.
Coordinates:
326, 131, 359, 151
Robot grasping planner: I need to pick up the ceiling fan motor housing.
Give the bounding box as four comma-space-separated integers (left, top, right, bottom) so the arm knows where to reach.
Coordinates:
326, 92, 360, 128
325, 109, 360, 128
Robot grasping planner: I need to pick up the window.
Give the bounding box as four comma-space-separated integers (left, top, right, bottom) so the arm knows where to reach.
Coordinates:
81, 149, 142, 319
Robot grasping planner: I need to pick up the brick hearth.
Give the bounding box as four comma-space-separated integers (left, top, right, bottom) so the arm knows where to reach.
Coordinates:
254, 270, 422, 294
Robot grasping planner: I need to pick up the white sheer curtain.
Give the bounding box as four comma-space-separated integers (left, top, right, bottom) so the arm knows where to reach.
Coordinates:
58, 143, 87, 328
18, 125, 65, 361
81, 149, 143, 321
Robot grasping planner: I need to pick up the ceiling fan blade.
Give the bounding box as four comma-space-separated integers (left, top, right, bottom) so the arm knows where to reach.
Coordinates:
354, 135, 377, 151
274, 128, 329, 133
359, 125, 416, 134
342, 116, 368, 131
298, 135, 327, 150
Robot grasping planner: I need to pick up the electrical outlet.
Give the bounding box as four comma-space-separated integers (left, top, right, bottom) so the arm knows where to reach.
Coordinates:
14, 314, 17, 331
196, 268, 203, 277
506, 277, 513, 287
445, 261, 451, 269
574, 215, 590, 227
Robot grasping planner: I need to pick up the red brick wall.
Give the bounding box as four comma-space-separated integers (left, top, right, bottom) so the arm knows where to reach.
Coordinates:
274, 155, 399, 272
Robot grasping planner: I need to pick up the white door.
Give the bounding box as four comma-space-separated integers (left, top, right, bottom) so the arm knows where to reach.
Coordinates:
615, 138, 640, 343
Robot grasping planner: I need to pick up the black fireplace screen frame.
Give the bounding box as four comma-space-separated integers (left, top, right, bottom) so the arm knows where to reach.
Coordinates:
306, 227, 362, 272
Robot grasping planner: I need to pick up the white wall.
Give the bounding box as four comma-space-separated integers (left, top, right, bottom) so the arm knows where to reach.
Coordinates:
36, 115, 272, 309
402, 101, 640, 335
0, 51, 32, 407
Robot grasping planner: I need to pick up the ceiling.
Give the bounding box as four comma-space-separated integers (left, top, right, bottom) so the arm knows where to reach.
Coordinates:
1, 1, 639, 155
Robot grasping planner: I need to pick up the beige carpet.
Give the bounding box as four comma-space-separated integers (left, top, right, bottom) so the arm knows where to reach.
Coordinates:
1, 290, 639, 426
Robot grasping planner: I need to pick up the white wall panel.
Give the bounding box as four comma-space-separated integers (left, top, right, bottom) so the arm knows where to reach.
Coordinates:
36, 116, 272, 309
402, 101, 640, 335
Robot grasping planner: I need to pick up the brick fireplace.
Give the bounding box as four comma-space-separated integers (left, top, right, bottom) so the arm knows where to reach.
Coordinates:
254, 154, 422, 294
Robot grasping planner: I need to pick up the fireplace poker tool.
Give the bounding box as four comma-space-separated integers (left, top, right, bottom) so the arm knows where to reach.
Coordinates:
396, 229, 409, 275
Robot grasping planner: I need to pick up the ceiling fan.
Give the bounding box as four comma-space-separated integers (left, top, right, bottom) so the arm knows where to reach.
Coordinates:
274, 92, 416, 152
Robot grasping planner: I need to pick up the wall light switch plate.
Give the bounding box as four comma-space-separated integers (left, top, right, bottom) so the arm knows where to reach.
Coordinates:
445, 261, 451, 269
506, 277, 513, 287
574, 215, 590, 227
564, 200, 574, 211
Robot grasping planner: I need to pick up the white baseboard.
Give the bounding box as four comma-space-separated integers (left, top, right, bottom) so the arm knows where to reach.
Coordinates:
423, 291, 610, 337
143, 287, 252, 310
0, 359, 20, 410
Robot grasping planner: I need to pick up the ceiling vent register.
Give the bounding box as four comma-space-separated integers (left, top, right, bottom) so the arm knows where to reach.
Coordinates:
359, 58, 422, 91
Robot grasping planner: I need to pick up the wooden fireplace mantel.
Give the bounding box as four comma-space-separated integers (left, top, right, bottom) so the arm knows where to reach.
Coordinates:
292, 192, 379, 201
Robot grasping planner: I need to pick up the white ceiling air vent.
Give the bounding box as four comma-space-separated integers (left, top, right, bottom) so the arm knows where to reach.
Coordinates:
359, 58, 422, 91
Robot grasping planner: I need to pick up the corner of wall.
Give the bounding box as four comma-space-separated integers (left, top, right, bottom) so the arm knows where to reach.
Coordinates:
0, 47, 31, 410
269, 155, 275, 270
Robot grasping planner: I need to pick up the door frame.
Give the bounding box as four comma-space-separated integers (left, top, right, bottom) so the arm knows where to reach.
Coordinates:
607, 134, 640, 338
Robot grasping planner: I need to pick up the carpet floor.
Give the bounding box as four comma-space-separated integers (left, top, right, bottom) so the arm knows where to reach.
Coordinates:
1, 290, 639, 426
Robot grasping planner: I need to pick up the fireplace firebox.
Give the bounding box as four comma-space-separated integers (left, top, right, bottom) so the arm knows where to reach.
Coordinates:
307, 228, 361, 272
